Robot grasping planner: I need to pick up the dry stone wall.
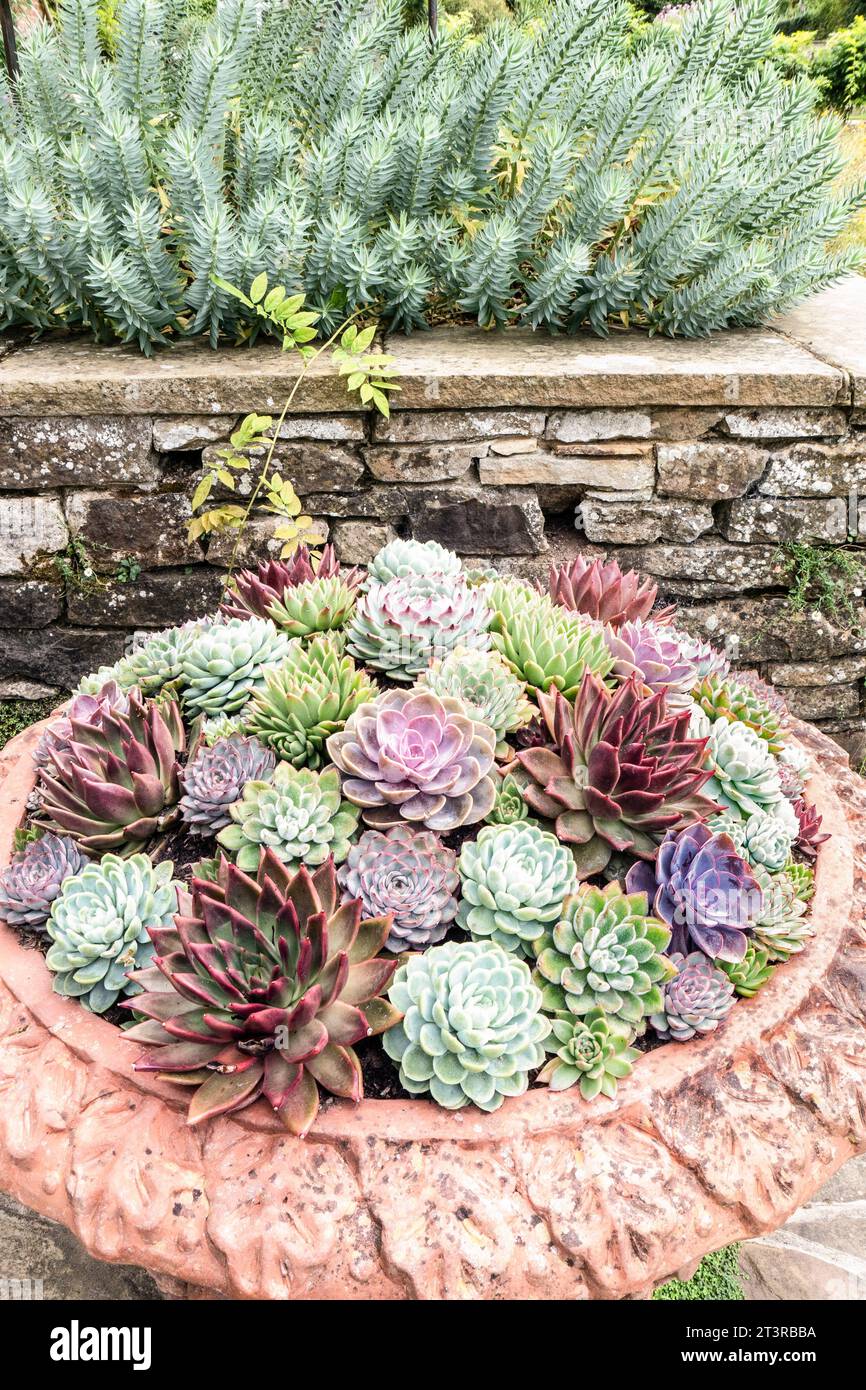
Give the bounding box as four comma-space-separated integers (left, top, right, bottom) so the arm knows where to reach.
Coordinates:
1, 277, 865, 763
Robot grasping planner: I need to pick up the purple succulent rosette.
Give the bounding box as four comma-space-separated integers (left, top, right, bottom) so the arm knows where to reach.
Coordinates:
338, 824, 459, 951
0, 832, 89, 930
327, 688, 496, 831
34, 683, 132, 768
603, 618, 698, 708
179, 735, 276, 836
650, 950, 736, 1042
626, 823, 763, 963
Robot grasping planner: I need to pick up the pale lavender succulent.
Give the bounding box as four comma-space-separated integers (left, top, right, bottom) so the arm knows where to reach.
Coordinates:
650, 951, 736, 1042
34, 683, 132, 769
603, 619, 698, 709
626, 822, 762, 963
667, 628, 730, 683
338, 824, 459, 950
0, 832, 89, 930
179, 735, 276, 836
326, 688, 497, 831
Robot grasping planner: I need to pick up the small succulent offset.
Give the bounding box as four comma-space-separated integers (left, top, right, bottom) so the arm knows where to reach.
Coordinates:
125, 854, 400, 1135
750, 864, 813, 960
383, 940, 550, 1111
244, 636, 377, 767
34, 682, 132, 768
46, 855, 180, 1013
704, 719, 784, 819
417, 646, 534, 758
739, 807, 796, 872
456, 823, 577, 956
625, 823, 762, 963
0, 832, 89, 930
201, 713, 248, 744
327, 688, 497, 831
694, 674, 785, 754
220, 545, 362, 623
547, 555, 662, 628
338, 825, 459, 952
217, 763, 359, 872
366, 538, 462, 585
650, 951, 736, 1042
347, 573, 491, 681
666, 628, 731, 683
179, 735, 276, 837
603, 619, 698, 709
719, 944, 775, 998
538, 1009, 639, 1098
485, 771, 539, 827
785, 862, 815, 902
38, 692, 186, 855
488, 587, 614, 700
777, 743, 811, 798
792, 798, 830, 860
266, 575, 359, 638
533, 883, 675, 1031
114, 623, 201, 697
181, 617, 291, 716
517, 676, 717, 876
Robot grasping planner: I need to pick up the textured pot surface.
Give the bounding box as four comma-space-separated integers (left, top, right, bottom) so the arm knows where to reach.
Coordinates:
0, 717, 864, 1300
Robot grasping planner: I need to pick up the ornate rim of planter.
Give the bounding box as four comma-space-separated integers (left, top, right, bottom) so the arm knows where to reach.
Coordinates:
0, 716, 864, 1300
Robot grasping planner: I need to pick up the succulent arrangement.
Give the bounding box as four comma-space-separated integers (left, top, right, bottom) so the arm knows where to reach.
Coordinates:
2, 539, 828, 1129
220, 546, 361, 623
244, 637, 377, 767
347, 573, 491, 681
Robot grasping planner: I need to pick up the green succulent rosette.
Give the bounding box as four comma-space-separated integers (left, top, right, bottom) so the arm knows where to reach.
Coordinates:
457, 822, 577, 956
383, 939, 550, 1112
244, 635, 377, 768
366, 538, 462, 585
485, 771, 540, 827
488, 584, 613, 700
46, 855, 180, 1013
266, 574, 357, 638
718, 944, 775, 998
217, 763, 359, 872
538, 1008, 639, 1099
533, 882, 675, 1031
417, 646, 534, 758
704, 720, 784, 819
181, 617, 291, 716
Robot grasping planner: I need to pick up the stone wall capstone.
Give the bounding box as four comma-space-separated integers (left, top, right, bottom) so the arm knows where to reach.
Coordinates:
1, 277, 865, 762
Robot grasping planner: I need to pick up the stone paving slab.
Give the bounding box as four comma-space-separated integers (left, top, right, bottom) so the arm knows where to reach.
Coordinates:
739, 1152, 866, 1300
0, 304, 848, 415
774, 275, 866, 406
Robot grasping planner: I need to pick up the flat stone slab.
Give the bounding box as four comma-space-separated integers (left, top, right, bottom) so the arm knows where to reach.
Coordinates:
775, 275, 866, 406
384, 325, 844, 409
0, 303, 848, 415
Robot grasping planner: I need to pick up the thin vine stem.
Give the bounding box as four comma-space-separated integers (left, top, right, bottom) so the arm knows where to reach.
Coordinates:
225, 311, 362, 579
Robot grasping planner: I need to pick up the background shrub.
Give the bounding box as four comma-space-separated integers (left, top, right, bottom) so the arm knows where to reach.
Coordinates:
0, 0, 863, 351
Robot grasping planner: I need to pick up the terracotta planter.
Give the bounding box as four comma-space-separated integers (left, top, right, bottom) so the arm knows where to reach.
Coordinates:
0, 717, 864, 1301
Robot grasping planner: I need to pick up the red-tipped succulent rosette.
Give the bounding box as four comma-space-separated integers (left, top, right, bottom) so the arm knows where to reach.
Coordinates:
516, 673, 719, 876
546, 554, 673, 629
123, 851, 400, 1136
